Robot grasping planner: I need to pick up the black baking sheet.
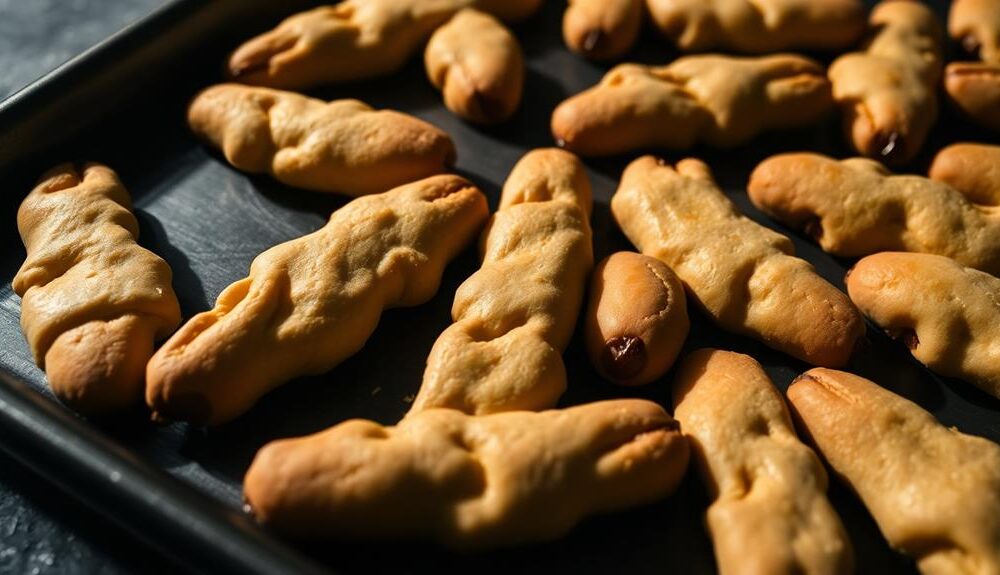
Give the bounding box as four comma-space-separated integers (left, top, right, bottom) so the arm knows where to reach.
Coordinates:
0, 0, 995, 573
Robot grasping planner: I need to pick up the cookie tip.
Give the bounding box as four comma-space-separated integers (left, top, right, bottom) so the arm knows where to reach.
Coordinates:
803, 216, 824, 242
873, 131, 905, 164
961, 34, 982, 59
581, 29, 605, 55
601, 336, 647, 383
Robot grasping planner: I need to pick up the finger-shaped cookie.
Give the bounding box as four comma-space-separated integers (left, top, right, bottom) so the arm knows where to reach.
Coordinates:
563, 0, 643, 61
788, 368, 1000, 574
950, 0, 1000, 62
13, 164, 181, 415
612, 156, 864, 367
673, 349, 852, 575
845, 252, 1000, 399
944, 63, 1000, 132
227, 0, 540, 90
945, 0, 1000, 131
829, 1, 943, 165
145, 175, 488, 425
929, 143, 1000, 206
551, 54, 832, 156
646, 0, 865, 54
747, 153, 1000, 275
244, 399, 689, 549
425, 9, 523, 125
585, 252, 689, 386
413, 149, 593, 415
188, 84, 455, 197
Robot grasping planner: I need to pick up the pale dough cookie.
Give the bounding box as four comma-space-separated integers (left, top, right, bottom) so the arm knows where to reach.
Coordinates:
227, 0, 541, 90
944, 64, 1000, 132
413, 148, 593, 415
950, 0, 1000, 63
673, 349, 852, 575
425, 9, 524, 125
788, 368, 1000, 575
829, 0, 943, 165
645, 0, 865, 53
244, 399, 689, 549
13, 164, 181, 415
612, 156, 864, 368
748, 153, 1000, 275
585, 252, 689, 386
551, 54, 832, 156
145, 175, 488, 425
929, 143, 1000, 206
563, 0, 644, 61
946, 0, 1000, 132
188, 84, 455, 197
845, 252, 1000, 399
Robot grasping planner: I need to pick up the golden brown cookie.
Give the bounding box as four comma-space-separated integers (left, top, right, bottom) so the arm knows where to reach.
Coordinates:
950, 0, 1000, 62
585, 252, 689, 386
845, 252, 1000, 399
747, 153, 1000, 275
227, 0, 541, 90
244, 399, 689, 549
551, 54, 832, 156
788, 368, 1000, 574
425, 9, 524, 125
944, 63, 1000, 132
13, 164, 181, 415
563, 0, 644, 61
829, 1, 943, 165
413, 149, 593, 415
145, 175, 488, 425
673, 349, 853, 575
929, 143, 1000, 206
188, 84, 455, 197
612, 156, 864, 368
946, 0, 1000, 132
645, 0, 866, 53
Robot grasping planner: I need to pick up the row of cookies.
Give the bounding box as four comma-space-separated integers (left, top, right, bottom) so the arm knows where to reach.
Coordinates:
554, 1, 994, 166
230, 1, 530, 124
230, 149, 1000, 569
12, 1, 1000, 570
750, 143, 1000, 399
15, 144, 1000, 569
226, 0, 866, 88
235, 148, 842, 550
226, 0, 997, 171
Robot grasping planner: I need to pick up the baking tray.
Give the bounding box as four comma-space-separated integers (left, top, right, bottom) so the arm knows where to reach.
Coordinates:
0, 0, 995, 573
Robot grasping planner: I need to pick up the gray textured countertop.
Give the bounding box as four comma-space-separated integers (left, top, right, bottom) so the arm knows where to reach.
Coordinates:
1, 2, 170, 573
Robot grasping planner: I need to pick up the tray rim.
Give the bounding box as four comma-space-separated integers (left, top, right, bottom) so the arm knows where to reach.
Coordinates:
0, 2, 331, 573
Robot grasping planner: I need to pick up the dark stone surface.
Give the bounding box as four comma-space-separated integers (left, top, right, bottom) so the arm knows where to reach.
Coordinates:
0, 3, 169, 573
0, 0, 167, 101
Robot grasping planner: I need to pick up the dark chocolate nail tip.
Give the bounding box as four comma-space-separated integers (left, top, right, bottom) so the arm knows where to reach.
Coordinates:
471, 90, 506, 124
803, 216, 824, 242
886, 328, 919, 350
873, 131, 905, 163
962, 34, 982, 59
901, 329, 920, 350
582, 29, 605, 54
601, 336, 646, 382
